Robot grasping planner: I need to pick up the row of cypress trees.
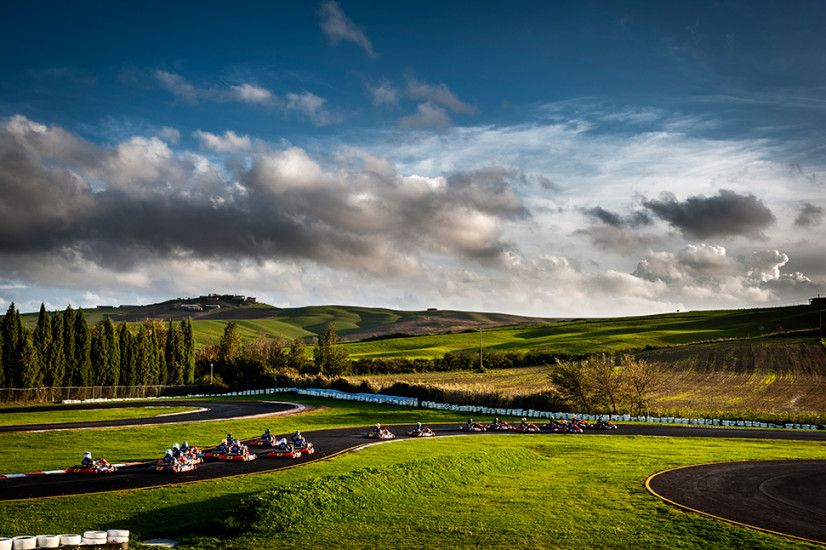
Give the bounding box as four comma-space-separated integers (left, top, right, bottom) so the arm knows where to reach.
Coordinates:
0, 302, 196, 389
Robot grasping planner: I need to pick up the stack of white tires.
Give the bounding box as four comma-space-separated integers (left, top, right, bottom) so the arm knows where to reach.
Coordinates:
0, 529, 129, 548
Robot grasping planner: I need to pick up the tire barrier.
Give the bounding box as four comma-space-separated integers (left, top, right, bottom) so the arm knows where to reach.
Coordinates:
0, 531, 128, 549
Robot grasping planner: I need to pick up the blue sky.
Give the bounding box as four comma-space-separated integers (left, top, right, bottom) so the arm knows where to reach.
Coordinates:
1, 1, 824, 317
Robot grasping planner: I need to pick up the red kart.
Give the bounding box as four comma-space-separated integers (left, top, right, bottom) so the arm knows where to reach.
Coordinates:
66, 459, 117, 474
486, 421, 513, 431
407, 426, 435, 437
203, 442, 257, 461
152, 457, 197, 473
366, 428, 395, 439
513, 422, 541, 433
458, 423, 487, 432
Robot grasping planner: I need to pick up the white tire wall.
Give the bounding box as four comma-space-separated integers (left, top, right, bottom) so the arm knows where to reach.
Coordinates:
58, 534, 81, 545
11, 537, 35, 550
0, 538, 11, 550
35, 535, 60, 548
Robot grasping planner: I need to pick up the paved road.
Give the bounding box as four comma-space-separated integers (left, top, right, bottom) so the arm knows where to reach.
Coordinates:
3, 401, 826, 544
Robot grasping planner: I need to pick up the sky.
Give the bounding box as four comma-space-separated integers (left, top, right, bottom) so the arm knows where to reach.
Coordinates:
0, 1, 824, 317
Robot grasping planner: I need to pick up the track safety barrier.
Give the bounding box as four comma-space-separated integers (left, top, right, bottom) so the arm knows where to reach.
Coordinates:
0, 530, 128, 549
54, 387, 823, 430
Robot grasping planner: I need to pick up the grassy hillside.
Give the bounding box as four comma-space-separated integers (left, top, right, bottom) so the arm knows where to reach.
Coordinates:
340, 305, 823, 359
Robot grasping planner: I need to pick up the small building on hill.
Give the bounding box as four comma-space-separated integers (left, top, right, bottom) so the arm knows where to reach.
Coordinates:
811, 296, 826, 306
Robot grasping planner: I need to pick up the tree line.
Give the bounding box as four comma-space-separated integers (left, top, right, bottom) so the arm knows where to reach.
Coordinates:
0, 303, 195, 388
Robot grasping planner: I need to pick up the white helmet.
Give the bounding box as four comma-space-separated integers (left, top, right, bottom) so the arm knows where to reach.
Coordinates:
166, 449, 173, 456
173, 442, 180, 449
83, 452, 92, 459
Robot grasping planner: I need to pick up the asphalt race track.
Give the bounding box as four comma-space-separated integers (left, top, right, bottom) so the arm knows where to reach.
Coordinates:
3, 401, 826, 544
647, 459, 826, 545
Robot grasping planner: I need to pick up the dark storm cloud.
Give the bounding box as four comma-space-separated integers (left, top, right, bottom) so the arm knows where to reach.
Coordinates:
0, 116, 528, 276
643, 189, 776, 240
794, 202, 823, 227
583, 206, 652, 228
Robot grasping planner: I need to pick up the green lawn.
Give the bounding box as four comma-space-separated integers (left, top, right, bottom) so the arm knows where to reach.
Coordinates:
0, 406, 200, 428
0, 397, 824, 549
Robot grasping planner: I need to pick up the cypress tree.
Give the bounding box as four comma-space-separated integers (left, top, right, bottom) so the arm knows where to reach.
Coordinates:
181, 317, 195, 384
2, 303, 24, 387
92, 319, 120, 386
74, 309, 92, 386
117, 323, 136, 387
32, 303, 51, 387
20, 332, 40, 388
0, 312, 4, 387
136, 322, 154, 385
165, 320, 184, 385
49, 311, 66, 386
63, 306, 77, 386
90, 325, 106, 385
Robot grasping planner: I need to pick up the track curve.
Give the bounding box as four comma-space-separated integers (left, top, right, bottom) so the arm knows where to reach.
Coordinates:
647, 460, 826, 545
0, 400, 301, 432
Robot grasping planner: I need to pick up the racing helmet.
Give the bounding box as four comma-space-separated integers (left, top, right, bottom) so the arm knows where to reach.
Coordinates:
376, 423, 381, 429
294, 430, 300, 436
522, 417, 527, 422
166, 449, 172, 456
182, 441, 189, 447
264, 428, 271, 434
416, 422, 421, 427
83, 451, 92, 459
173, 442, 180, 449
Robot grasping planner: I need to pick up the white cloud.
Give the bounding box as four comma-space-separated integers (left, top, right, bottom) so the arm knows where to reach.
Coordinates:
193, 129, 253, 153
230, 83, 276, 104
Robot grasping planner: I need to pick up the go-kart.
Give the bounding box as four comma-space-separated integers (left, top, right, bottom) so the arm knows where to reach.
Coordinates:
513, 423, 541, 433
549, 421, 583, 434
366, 429, 395, 439
407, 427, 435, 437
458, 423, 487, 432
152, 457, 197, 473
265, 447, 302, 458
66, 459, 117, 474
591, 420, 618, 430
203, 443, 257, 461
292, 440, 315, 455
486, 421, 513, 431
249, 437, 277, 447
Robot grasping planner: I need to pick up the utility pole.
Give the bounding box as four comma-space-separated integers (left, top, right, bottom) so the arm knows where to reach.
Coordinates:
479, 328, 483, 370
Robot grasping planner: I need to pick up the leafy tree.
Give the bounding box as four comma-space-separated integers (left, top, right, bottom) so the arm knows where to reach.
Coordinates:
287, 338, 312, 373
621, 354, 664, 416
313, 323, 349, 377
73, 309, 92, 386
586, 354, 626, 416
549, 357, 594, 412
217, 321, 242, 384
48, 310, 66, 386
136, 322, 157, 385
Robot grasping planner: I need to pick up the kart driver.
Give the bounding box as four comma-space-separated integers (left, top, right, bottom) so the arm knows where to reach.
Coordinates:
81, 452, 94, 469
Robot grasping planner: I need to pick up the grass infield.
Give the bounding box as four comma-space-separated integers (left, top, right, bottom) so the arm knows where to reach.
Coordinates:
0, 397, 824, 549
0, 406, 200, 428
